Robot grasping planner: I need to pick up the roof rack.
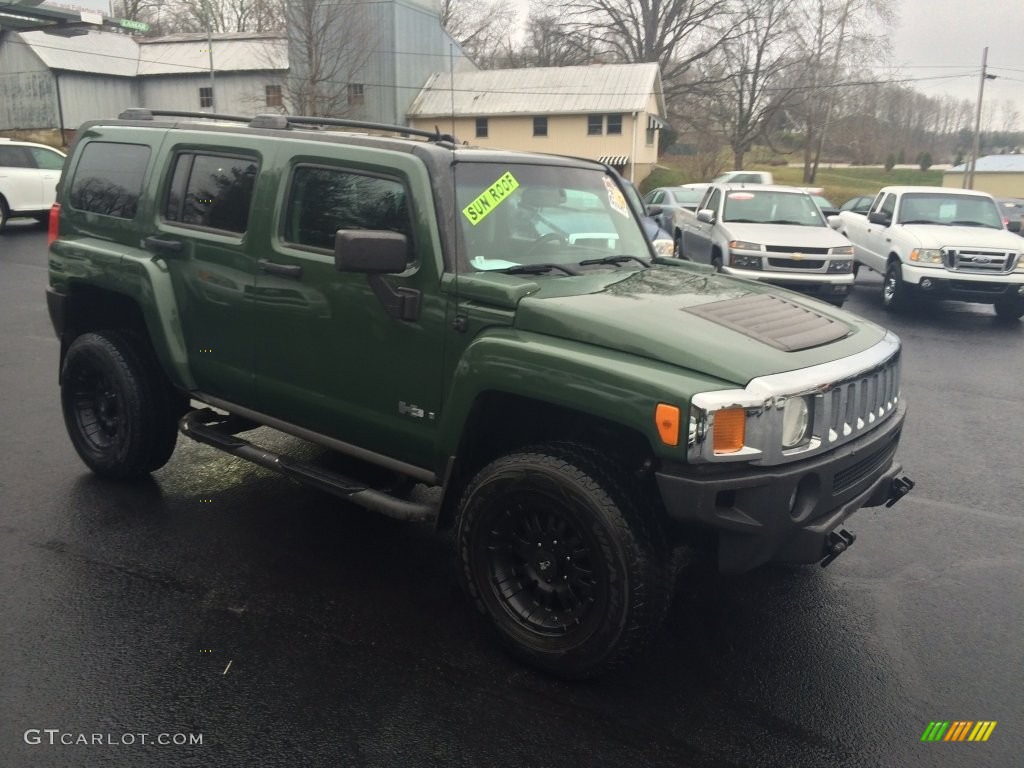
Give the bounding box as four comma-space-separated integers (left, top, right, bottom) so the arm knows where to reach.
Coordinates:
117, 108, 456, 144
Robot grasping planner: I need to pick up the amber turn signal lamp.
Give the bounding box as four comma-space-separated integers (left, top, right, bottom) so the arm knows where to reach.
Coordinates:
655, 403, 680, 446
712, 408, 745, 453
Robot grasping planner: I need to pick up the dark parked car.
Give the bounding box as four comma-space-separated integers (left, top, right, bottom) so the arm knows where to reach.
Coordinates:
839, 195, 874, 214
811, 194, 839, 217
995, 197, 1024, 234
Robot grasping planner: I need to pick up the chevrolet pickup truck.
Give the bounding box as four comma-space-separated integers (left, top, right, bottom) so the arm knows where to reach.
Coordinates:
833, 185, 1024, 318
674, 183, 856, 306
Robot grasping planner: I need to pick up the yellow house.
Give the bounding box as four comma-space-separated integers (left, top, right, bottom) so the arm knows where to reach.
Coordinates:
942, 155, 1024, 197
406, 63, 667, 183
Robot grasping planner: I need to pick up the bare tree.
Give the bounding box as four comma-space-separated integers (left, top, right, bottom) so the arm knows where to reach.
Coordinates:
440, 0, 519, 68
520, 7, 598, 67
284, 0, 375, 116
551, 0, 739, 97
694, 0, 802, 169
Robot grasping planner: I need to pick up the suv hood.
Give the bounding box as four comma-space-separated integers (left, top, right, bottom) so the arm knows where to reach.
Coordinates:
721, 223, 849, 249
898, 224, 1023, 249
514, 265, 886, 386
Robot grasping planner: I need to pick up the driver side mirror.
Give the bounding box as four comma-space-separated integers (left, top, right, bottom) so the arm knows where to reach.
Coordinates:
696, 208, 715, 224
1007, 219, 1021, 233
334, 230, 409, 273
868, 211, 892, 227
646, 204, 664, 216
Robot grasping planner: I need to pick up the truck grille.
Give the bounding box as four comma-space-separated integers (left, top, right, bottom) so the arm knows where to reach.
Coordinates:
944, 248, 1018, 274
765, 246, 830, 255
768, 257, 825, 270
816, 354, 900, 448
832, 439, 898, 495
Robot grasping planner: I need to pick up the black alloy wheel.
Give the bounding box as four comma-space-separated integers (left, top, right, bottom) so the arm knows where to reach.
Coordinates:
456, 442, 672, 679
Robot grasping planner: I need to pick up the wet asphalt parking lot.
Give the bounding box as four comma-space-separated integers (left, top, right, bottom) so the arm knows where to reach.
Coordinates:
1, 223, 1021, 767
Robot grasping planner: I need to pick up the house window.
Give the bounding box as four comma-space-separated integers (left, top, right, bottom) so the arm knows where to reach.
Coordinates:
606, 114, 623, 135
265, 85, 282, 108
347, 83, 365, 106
587, 115, 602, 135
533, 116, 548, 137
199, 87, 214, 109
475, 117, 488, 138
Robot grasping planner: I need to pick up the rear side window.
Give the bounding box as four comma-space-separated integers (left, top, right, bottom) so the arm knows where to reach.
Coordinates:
0, 145, 34, 168
283, 166, 411, 251
165, 153, 258, 234
69, 142, 150, 219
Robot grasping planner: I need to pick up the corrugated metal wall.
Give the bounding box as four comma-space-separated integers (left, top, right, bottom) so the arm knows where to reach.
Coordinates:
56, 73, 138, 129
139, 73, 284, 116
0, 34, 56, 129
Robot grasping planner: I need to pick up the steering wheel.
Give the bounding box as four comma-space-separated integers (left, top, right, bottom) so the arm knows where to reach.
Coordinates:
528, 232, 567, 255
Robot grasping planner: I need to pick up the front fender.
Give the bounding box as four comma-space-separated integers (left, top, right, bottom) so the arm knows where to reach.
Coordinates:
434, 327, 733, 468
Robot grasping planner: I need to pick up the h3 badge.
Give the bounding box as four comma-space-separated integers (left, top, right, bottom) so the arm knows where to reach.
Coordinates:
399, 401, 435, 420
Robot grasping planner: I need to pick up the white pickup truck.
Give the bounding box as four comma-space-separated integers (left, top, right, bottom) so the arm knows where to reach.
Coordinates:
833, 186, 1024, 319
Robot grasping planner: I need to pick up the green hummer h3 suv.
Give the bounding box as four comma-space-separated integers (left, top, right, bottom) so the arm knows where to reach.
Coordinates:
46, 110, 913, 678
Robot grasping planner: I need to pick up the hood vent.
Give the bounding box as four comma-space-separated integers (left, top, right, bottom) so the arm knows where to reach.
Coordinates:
686, 293, 850, 351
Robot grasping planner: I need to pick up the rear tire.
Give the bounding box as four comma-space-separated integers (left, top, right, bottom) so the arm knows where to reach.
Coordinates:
61, 331, 182, 478
456, 442, 672, 679
994, 297, 1024, 321
0, 197, 9, 234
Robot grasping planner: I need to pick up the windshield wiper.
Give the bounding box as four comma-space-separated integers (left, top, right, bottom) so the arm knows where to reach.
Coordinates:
950, 220, 995, 227
901, 219, 943, 225
770, 219, 810, 226
578, 255, 650, 268
500, 263, 581, 276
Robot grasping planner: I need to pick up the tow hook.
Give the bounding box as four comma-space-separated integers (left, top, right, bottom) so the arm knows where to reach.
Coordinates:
886, 475, 916, 508
820, 529, 856, 568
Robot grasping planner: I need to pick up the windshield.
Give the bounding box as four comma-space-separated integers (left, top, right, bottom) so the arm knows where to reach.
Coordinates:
455, 163, 651, 273
897, 193, 1003, 227
721, 189, 825, 226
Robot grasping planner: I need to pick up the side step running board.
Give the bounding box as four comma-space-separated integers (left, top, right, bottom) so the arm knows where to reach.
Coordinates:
179, 409, 437, 522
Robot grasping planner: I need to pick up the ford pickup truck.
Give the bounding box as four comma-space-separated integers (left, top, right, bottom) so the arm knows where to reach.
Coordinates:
833, 185, 1024, 318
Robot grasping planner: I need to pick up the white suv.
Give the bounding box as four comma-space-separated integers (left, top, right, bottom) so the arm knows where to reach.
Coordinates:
0, 139, 66, 233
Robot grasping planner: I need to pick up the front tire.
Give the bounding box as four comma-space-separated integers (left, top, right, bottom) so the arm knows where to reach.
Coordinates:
0, 197, 9, 234
882, 262, 913, 312
456, 443, 672, 679
61, 331, 182, 478
994, 296, 1024, 321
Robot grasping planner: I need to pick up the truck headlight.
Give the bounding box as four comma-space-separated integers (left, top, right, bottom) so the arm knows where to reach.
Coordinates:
729, 240, 763, 251
781, 397, 812, 448
1016, 254, 1024, 272
651, 237, 675, 257
910, 248, 944, 267
829, 245, 854, 257
828, 260, 853, 273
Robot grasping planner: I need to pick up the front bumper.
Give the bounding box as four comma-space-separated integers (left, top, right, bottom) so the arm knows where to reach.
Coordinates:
657, 401, 908, 573
721, 264, 854, 298
899, 264, 1024, 303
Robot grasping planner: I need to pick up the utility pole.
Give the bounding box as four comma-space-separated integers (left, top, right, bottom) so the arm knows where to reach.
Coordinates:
965, 47, 996, 189
204, 0, 216, 112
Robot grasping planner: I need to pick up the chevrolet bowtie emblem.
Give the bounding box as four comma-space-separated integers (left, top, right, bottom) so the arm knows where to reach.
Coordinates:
792, 253, 804, 260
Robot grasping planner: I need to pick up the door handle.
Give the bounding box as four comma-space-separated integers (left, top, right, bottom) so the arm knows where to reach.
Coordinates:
258, 259, 303, 278
144, 236, 184, 257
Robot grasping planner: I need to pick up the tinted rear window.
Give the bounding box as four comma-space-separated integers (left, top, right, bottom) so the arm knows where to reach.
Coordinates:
165, 153, 258, 234
69, 142, 151, 219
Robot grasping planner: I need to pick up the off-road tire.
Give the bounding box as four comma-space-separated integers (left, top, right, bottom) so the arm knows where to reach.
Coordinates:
456, 442, 672, 679
61, 331, 182, 478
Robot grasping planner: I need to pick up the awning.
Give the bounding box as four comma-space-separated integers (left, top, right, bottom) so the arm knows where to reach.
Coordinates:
647, 114, 669, 130
598, 155, 629, 166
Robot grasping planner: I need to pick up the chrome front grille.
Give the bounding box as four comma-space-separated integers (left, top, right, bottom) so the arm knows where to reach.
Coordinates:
944, 248, 1018, 274
816, 354, 900, 447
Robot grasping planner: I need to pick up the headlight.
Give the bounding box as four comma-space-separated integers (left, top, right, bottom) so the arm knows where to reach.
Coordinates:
829, 245, 855, 256
909, 248, 944, 267
828, 260, 853, 273
1016, 254, 1024, 271
651, 237, 675, 257
781, 397, 811, 448
729, 240, 762, 251
730, 253, 763, 269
